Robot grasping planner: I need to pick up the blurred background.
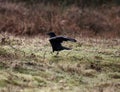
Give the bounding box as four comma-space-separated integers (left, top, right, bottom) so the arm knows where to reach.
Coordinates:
0, 0, 120, 38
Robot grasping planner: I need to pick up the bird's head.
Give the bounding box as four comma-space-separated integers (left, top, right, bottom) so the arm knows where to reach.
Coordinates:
47, 32, 56, 38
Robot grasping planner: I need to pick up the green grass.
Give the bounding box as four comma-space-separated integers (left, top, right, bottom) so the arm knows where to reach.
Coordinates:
0, 35, 120, 92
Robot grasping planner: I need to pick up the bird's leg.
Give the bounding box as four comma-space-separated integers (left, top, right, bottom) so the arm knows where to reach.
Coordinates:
50, 51, 53, 54
56, 51, 59, 56
50, 50, 54, 55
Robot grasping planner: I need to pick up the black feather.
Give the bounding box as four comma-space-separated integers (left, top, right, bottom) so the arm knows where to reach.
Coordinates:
47, 32, 76, 54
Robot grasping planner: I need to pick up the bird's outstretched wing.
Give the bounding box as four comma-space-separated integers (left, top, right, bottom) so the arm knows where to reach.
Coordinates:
49, 36, 77, 43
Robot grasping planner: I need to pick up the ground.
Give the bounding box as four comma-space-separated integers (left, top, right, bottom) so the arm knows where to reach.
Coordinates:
0, 34, 119, 92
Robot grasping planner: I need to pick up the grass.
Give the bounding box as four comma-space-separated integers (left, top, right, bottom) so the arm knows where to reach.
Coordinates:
0, 35, 119, 92
0, 1, 120, 92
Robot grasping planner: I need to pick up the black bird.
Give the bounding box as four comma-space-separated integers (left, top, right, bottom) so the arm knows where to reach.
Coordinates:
47, 32, 77, 55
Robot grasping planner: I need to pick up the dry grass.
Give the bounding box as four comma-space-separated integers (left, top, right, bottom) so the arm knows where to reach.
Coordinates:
0, 34, 120, 92
0, 1, 120, 37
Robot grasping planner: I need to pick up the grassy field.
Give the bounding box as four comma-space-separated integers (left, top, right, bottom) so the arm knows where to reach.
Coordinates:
0, 1, 120, 92
0, 34, 119, 92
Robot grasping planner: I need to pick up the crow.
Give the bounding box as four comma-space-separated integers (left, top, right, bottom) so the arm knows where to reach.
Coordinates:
47, 32, 76, 55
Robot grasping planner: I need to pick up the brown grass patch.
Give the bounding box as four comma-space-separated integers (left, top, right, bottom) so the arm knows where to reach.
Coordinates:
0, 1, 120, 38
